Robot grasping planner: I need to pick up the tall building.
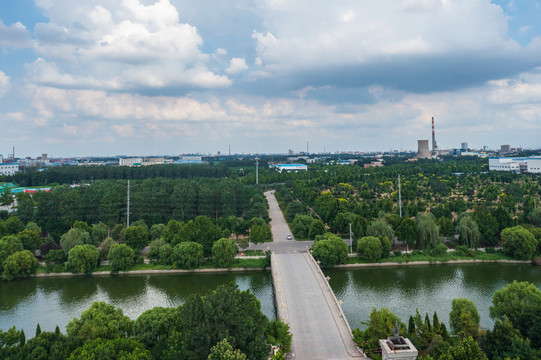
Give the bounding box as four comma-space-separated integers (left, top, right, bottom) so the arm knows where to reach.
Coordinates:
461, 142, 468, 151
500, 144, 511, 153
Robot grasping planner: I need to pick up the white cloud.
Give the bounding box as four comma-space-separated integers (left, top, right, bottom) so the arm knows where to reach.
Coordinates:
225, 57, 248, 74
0, 20, 32, 48
0, 71, 10, 97
29, 0, 231, 91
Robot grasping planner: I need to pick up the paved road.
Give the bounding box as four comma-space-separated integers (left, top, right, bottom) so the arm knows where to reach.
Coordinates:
265, 190, 365, 359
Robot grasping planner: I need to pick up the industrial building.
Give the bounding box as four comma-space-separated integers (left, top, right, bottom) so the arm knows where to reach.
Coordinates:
416, 140, 431, 159
119, 157, 165, 166
489, 157, 541, 174
0, 164, 19, 176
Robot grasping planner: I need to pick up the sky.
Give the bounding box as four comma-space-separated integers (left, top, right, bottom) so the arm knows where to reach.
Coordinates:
1, 0, 541, 157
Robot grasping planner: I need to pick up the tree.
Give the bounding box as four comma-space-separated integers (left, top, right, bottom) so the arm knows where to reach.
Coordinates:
66, 244, 99, 274
60, 228, 90, 256
2, 250, 39, 280
449, 298, 480, 340
108, 243, 135, 272
355, 307, 406, 342
366, 219, 395, 244
265, 319, 292, 352
312, 234, 348, 266
356, 236, 382, 262
91, 222, 108, 245
416, 213, 442, 249
4, 216, 25, 235
68, 338, 151, 360
16, 229, 41, 252
456, 215, 480, 249
150, 223, 166, 240
73, 220, 92, 235
179, 283, 270, 360
501, 226, 537, 260
396, 218, 417, 249
158, 243, 174, 265
481, 317, 536, 360
123, 225, 149, 253
99, 237, 116, 261
66, 301, 133, 340
309, 219, 326, 238
490, 280, 541, 348
250, 223, 271, 249
291, 214, 314, 239
133, 306, 179, 350
437, 336, 488, 360
208, 339, 248, 360
212, 238, 237, 268
111, 224, 125, 242
0, 235, 24, 272
172, 241, 204, 269
472, 207, 499, 246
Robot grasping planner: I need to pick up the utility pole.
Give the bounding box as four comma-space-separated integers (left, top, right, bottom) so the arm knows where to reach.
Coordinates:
398, 174, 402, 217
349, 223, 353, 254
127, 179, 130, 227
255, 156, 259, 185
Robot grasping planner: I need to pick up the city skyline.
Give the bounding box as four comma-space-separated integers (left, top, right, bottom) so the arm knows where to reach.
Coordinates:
1, 0, 541, 157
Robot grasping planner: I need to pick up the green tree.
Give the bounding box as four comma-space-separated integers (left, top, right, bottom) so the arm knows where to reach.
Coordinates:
207, 339, 248, 360
150, 223, 166, 240
172, 241, 204, 269
212, 238, 237, 268
60, 228, 90, 256
16, 229, 41, 252
68, 338, 151, 360
309, 219, 326, 238
501, 226, 537, 260
355, 307, 406, 342
312, 233, 348, 266
291, 214, 315, 239
265, 319, 292, 352
2, 250, 39, 280
250, 223, 271, 250
147, 238, 166, 261
73, 220, 92, 235
416, 213, 442, 249
108, 243, 135, 272
158, 243, 174, 265
133, 306, 179, 350
366, 219, 395, 244
356, 236, 382, 262
4, 216, 25, 235
123, 225, 149, 253
179, 283, 270, 360
66, 301, 133, 340
99, 237, 116, 261
91, 222, 108, 245
490, 280, 541, 348
472, 207, 499, 246
0, 235, 24, 272
437, 336, 488, 360
396, 218, 418, 249
481, 317, 537, 360
456, 215, 480, 249
111, 224, 125, 242
449, 298, 480, 340
66, 244, 99, 274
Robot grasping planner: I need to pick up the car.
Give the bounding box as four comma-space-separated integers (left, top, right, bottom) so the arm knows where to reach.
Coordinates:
286, 234, 292, 240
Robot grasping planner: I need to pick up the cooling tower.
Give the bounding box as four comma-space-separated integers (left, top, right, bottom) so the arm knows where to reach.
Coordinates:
417, 140, 431, 159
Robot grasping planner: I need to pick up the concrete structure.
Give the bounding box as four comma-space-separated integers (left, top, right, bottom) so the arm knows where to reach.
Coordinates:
431, 117, 438, 156
416, 140, 431, 159
270, 163, 308, 173
461, 142, 468, 151
380, 337, 418, 360
500, 144, 511, 153
0, 164, 19, 176
489, 157, 541, 174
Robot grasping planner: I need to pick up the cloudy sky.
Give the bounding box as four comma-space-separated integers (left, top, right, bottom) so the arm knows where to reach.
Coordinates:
1, 0, 540, 157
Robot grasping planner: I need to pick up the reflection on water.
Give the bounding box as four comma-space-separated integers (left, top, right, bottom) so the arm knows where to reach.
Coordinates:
0, 272, 274, 336
325, 263, 541, 331
1, 264, 539, 337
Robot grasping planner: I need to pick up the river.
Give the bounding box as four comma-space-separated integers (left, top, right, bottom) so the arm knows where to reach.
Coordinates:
0, 263, 540, 336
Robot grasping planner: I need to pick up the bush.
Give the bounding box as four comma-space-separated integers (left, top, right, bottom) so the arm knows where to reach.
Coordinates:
431, 243, 448, 257
2, 250, 39, 280
173, 241, 204, 269
485, 247, 496, 254
312, 234, 348, 266
108, 243, 136, 272
356, 236, 382, 262
501, 226, 537, 260
212, 238, 237, 268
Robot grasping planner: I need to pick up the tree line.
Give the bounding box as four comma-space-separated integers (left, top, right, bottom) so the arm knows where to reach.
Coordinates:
0, 283, 291, 360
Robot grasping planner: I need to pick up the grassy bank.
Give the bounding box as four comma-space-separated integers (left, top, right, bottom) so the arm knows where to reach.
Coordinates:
345, 250, 516, 265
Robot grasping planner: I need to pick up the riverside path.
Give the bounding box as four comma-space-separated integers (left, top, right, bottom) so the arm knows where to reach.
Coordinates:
264, 191, 366, 360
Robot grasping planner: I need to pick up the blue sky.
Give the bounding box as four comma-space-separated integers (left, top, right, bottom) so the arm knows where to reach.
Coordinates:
1, 0, 540, 157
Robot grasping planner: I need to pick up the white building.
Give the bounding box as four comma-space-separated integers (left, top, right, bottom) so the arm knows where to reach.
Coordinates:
119, 158, 143, 166
0, 164, 19, 176
270, 163, 308, 173
489, 157, 541, 174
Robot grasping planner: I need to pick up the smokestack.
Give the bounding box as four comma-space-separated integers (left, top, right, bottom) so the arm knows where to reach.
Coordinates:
417, 140, 431, 159
431, 117, 438, 156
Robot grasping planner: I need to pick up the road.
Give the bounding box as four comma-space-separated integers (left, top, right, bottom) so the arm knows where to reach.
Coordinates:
264, 190, 365, 359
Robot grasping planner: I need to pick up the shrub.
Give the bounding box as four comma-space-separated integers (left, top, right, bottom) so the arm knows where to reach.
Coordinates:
312, 234, 348, 266
66, 244, 99, 274
173, 241, 204, 269
356, 236, 382, 262
2, 250, 39, 280
108, 243, 136, 272
431, 243, 448, 257
501, 226, 537, 260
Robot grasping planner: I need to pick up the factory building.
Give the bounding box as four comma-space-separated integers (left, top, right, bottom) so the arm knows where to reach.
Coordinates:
489, 157, 541, 174
269, 164, 308, 173
0, 164, 19, 176
416, 140, 431, 159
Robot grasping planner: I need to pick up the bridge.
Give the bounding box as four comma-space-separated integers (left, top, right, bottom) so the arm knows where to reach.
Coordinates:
263, 191, 366, 360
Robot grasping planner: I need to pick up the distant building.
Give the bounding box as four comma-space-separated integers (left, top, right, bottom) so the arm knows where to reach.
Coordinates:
119, 157, 143, 166
270, 164, 308, 173
0, 155, 3, 163
416, 140, 431, 159
175, 155, 203, 164
500, 144, 511, 153
461, 142, 468, 151
364, 161, 383, 168
0, 164, 19, 176
489, 157, 541, 174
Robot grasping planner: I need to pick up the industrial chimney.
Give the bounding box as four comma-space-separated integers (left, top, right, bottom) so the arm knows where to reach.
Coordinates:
431, 117, 438, 156
417, 140, 431, 159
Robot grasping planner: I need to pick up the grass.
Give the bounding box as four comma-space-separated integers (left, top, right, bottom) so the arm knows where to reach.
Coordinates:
346, 250, 515, 265
239, 250, 266, 256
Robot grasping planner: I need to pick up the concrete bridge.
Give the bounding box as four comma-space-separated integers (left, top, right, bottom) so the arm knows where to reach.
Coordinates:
263, 191, 366, 360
